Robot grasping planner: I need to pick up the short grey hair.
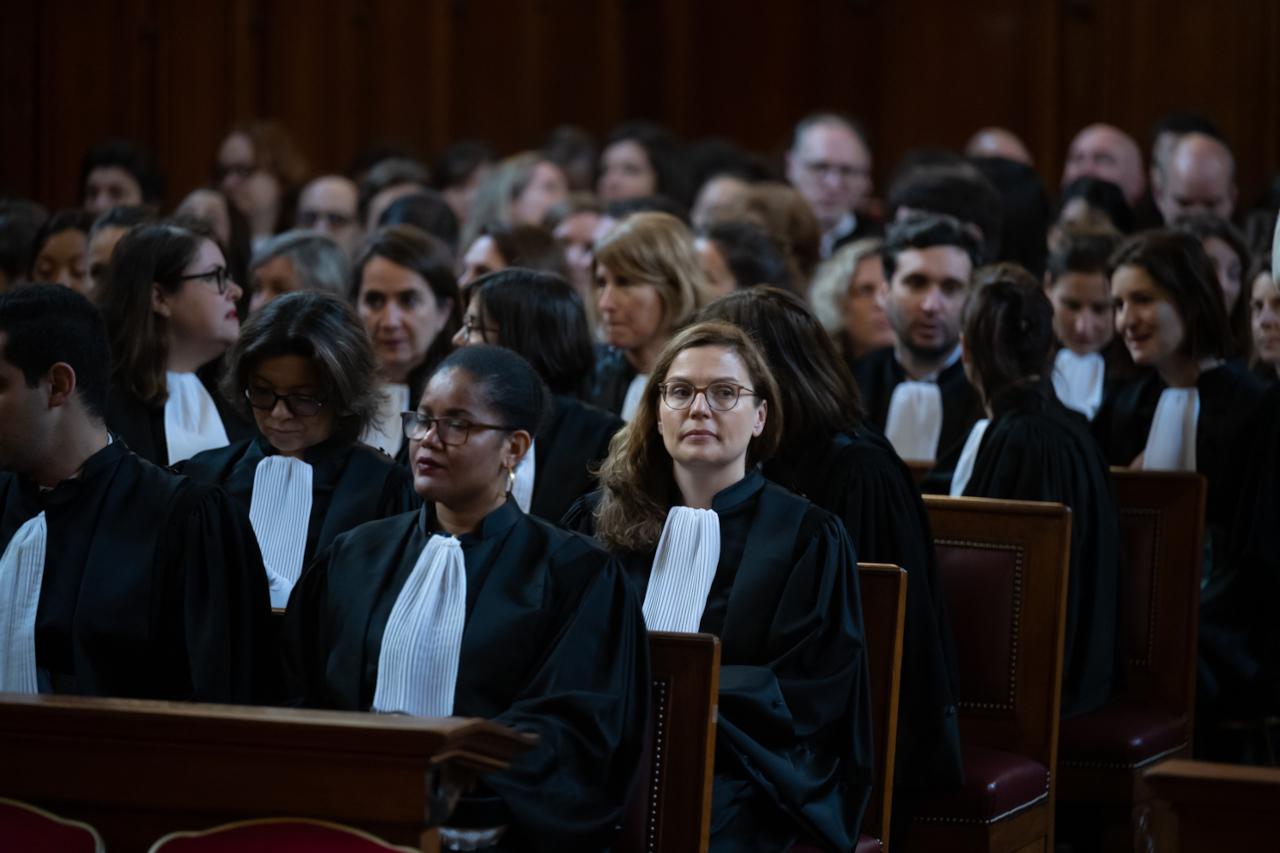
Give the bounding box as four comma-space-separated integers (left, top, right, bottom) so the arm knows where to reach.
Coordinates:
808, 237, 882, 336
251, 229, 351, 296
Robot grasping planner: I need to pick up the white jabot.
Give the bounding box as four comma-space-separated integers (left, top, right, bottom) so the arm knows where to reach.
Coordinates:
1053, 350, 1106, 421
885, 381, 944, 462
950, 419, 991, 497
373, 535, 467, 717
164, 372, 229, 464
363, 383, 410, 457
620, 373, 648, 422
1142, 387, 1199, 471
0, 512, 47, 693
511, 442, 535, 514
642, 507, 721, 633
249, 455, 315, 608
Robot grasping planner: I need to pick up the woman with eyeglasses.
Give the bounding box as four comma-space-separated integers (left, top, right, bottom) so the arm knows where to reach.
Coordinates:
283, 344, 647, 851
178, 291, 417, 607
100, 220, 255, 465
564, 321, 873, 851
354, 225, 461, 461
453, 268, 622, 522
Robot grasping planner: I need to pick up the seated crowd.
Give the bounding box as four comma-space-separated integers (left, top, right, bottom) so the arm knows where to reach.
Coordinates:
0, 110, 1277, 852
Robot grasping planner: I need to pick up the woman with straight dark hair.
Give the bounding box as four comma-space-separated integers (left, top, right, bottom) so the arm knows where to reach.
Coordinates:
959, 264, 1122, 717
565, 321, 873, 851
454, 268, 622, 523
1175, 212, 1253, 361
1096, 230, 1271, 749
100, 220, 254, 464
283, 345, 647, 851
179, 291, 418, 607
698, 286, 964, 800
354, 224, 461, 459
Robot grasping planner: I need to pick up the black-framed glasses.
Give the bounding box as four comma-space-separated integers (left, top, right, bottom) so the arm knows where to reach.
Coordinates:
658, 381, 757, 411
175, 265, 233, 295
244, 387, 326, 418
400, 412, 512, 446
460, 313, 500, 342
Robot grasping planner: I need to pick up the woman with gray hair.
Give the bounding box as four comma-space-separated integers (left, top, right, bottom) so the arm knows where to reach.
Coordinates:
807, 237, 893, 370
180, 290, 418, 607
247, 229, 351, 314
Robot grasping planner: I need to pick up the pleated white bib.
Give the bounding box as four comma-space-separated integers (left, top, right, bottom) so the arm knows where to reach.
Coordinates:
249, 455, 314, 608
642, 507, 721, 633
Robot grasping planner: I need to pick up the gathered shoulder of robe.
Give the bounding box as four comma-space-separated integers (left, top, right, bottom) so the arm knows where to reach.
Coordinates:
851, 345, 986, 494
0, 439, 273, 702
178, 435, 419, 567
282, 499, 648, 853
530, 394, 622, 524
964, 384, 1122, 716
563, 471, 874, 851
1094, 360, 1269, 709
766, 426, 964, 793
105, 361, 257, 466
587, 346, 638, 417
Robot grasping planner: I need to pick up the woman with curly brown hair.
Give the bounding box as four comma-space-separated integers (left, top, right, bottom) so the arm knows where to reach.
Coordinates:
565, 320, 873, 851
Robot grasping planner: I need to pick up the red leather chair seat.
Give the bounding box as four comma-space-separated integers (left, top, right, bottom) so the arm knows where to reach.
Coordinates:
1059, 702, 1188, 768
915, 745, 1049, 824
150, 819, 414, 852
0, 798, 102, 853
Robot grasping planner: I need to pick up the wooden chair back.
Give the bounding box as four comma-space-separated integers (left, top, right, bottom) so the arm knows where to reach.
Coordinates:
857, 563, 908, 849
923, 495, 1072, 772
905, 460, 934, 487
1109, 469, 1206, 719
617, 632, 720, 853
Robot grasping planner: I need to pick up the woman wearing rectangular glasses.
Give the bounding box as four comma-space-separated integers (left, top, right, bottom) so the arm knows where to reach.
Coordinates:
178, 290, 417, 608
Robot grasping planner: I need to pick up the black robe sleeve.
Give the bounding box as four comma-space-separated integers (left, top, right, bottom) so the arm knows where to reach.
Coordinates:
530, 396, 622, 524
963, 391, 1122, 717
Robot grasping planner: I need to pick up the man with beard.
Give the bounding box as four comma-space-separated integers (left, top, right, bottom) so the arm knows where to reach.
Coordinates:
851, 214, 985, 493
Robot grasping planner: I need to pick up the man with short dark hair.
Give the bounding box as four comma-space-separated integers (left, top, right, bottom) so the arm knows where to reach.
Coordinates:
79, 138, 164, 215
851, 214, 985, 493
0, 285, 271, 701
785, 112, 877, 258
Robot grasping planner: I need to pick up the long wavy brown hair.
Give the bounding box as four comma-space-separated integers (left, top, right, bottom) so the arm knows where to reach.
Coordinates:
593, 320, 782, 552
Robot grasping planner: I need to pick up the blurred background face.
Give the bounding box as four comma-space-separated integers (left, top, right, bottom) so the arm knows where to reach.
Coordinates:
217, 132, 281, 229
1047, 271, 1114, 355
695, 237, 736, 297
510, 161, 568, 226
1251, 270, 1280, 368
83, 166, 142, 214
87, 225, 130, 294
32, 229, 88, 294
249, 254, 300, 314
1061, 125, 1144, 204
357, 256, 451, 383
691, 175, 749, 230
1200, 236, 1243, 314
459, 235, 505, 288
786, 123, 872, 232
296, 176, 361, 256
597, 140, 656, 202
176, 189, 233, 247
842, 254, 893, 358
554, 211, 601, 301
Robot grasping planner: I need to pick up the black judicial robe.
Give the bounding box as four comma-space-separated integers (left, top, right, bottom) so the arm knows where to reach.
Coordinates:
964, 385, 1122, 717
766, 427, 964, 793
588, 346, 639, 417
0, 440, 272, 702
282, 500, 648, 852
851, 346, 986, 494
564, 472, 874, 852
179, 436, 419, 568
530, 394, 622, 524
1094, 361, 1269, 710
105, 362, 257, 466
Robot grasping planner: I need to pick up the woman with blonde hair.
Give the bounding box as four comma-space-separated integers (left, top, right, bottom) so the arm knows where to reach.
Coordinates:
589, 211, 706, 419
808, 236, 893, 369
565, 320, 873, 851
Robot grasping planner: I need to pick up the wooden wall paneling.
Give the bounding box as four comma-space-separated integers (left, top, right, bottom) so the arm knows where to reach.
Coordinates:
0, 4, 41, 200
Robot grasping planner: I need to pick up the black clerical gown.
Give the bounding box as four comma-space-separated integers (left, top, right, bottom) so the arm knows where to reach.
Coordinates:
105, 362, 256, 466
564, 472, 874, 852
766, 428, 964, 793
530, 395, 622, 524
179, 436, 419, 569
282, 500, 648, 852
1094, 362, 1268, 712
851, 346, 986, 494
964, 385, 1122, 717
0, 440, 272, 702
588, 346, 639, 417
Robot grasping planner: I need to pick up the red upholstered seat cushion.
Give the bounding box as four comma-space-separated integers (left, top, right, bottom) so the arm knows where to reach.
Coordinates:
150, 819, 413, 852
1059, 702, 1188, 768
0, 798, 102, 853
915, 745, 1049, 824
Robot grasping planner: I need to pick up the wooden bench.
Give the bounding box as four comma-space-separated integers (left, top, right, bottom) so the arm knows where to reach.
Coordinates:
1144, 758, 1280, 849
901, 496, 1072, 853
1057, 469, 1206, 853
0, 692, 534, 853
